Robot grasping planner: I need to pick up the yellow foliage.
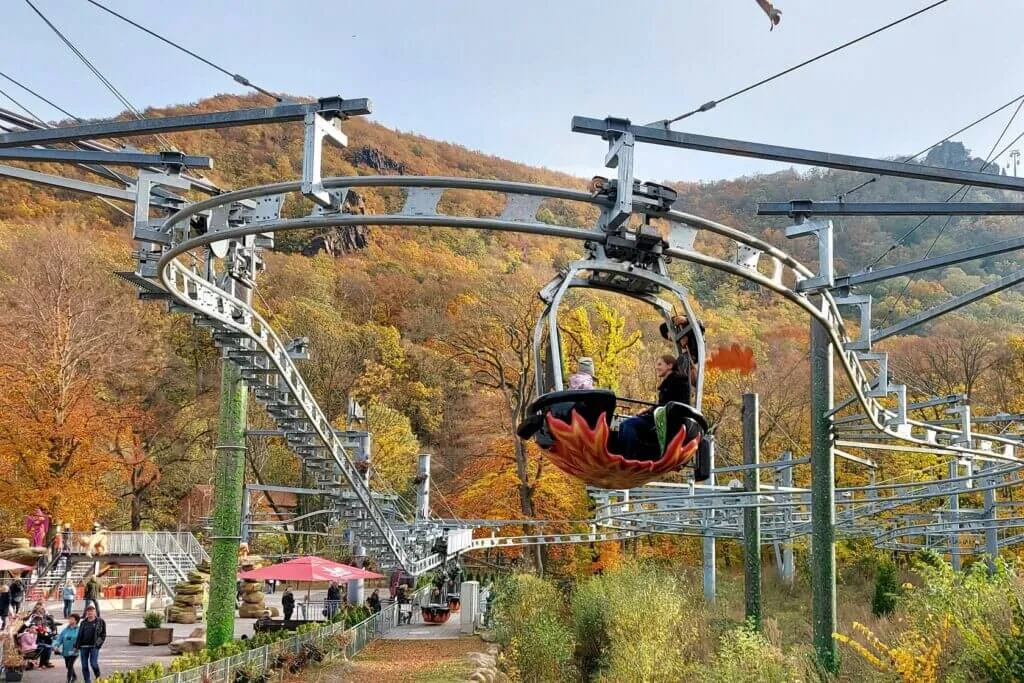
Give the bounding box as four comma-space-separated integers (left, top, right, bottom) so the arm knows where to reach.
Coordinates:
834, 616, 948, 683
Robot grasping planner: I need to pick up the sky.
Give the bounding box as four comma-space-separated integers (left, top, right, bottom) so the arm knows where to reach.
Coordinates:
3, 0, 1024, 183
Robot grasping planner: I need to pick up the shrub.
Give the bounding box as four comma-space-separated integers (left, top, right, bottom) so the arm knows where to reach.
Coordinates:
706, 620, 799, 683
835, 616, 947, 682
142, 612, 163, 629
597, 563, 704, 682
871, 559, 899, 617
491, 574, 575, 682
507, 611, 576, 682
570, 574, 607, 680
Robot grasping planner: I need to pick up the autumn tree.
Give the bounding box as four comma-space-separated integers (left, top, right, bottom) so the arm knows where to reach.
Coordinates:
439, 269, 547, 569
0, 225, 140, 531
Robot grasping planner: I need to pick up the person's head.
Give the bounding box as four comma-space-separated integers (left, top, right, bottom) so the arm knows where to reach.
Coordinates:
577, 357, 595, 377
67, 614, 79, 626
655, 354, 678, 380
85, 605, 97, 621
32, 601, 44, 614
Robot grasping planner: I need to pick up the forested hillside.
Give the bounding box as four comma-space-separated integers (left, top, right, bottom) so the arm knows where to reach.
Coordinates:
2, 93, 1022, 572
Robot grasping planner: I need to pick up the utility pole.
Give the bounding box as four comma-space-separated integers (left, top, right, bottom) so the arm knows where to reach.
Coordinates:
810, 299, 838, 672
1010, 149, 1020, 177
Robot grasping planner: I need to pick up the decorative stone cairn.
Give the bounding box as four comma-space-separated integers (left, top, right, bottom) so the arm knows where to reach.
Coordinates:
168, 560, 210, 624
0, 537, 45, 566
237, 556, 272, 618
237, 578, 267, 618
466, 644, 506, 683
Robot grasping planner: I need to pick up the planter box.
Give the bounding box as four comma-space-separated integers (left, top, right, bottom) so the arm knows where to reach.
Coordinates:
128, 627, 174, 646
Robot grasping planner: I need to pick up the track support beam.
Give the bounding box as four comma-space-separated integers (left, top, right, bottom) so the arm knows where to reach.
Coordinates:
810, 298, 838, 673
743, 394, 762, 629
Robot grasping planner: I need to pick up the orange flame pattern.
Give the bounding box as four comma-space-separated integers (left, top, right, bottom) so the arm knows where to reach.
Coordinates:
543, 409, 700, 489
707, 343, 756, 375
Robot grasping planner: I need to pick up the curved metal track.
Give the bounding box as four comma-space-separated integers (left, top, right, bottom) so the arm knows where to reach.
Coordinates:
151, 173, 1024, 565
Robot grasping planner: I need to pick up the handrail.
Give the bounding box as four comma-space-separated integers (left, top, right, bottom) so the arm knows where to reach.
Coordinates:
151, 589, 431, 683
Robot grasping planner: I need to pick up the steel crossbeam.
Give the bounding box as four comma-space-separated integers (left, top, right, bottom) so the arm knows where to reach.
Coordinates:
0, 98, 371, 148
758, 201, 1024, 216
571, 116, 1024, 192
0, 147, 212, 168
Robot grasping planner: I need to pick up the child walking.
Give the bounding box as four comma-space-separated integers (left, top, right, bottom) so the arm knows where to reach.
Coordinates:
55, 613, 80, 682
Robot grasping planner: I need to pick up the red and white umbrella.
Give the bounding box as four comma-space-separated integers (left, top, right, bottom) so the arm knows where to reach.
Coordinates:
238, 555, 383, 582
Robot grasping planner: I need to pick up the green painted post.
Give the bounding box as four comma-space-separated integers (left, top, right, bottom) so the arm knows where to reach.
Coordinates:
742, 393, 761, 629
206, 358, 248, 649
810, 303, 838, 672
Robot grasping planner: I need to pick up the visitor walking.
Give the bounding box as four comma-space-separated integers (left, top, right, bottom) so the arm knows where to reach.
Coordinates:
74, 605, 105, 683
0, 585, 9, 629
55, 614, 80, 682
367, 589, 381, 614
63, 524, 73, 553
281, 587, 295, 622
9, 575, 24, 614
83, 576, 101, 617
326, 581, 341, 618
62, 582, 76, 618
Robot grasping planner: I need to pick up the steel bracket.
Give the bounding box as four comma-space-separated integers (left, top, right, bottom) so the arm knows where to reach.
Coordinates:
601, 118, 635, 231
855, 351, 889, 398
945, 404, 972, 446
834, 294, 872, 351
302, 112, 348, 208
785, 218, 834, 291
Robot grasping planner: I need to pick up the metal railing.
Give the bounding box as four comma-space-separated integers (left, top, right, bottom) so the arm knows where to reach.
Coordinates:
101, 532, 207, 562
153, 595, 417, 683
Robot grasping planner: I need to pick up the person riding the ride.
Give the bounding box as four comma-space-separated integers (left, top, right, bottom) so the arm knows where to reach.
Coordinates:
617, 352, 691, 460
567, 357, 596, 390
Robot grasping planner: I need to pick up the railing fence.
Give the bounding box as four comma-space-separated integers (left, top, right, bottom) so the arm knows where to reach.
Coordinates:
152, 587, 429, 683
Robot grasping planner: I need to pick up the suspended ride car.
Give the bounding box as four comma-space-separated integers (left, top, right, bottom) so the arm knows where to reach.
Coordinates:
516, 216, 714, 489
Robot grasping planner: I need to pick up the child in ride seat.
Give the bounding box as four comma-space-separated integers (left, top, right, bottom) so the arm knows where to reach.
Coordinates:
568, 357, 596, 390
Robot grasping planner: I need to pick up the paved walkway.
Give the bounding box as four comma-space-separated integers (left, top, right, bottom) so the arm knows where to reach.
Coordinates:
383, 609, 464, 640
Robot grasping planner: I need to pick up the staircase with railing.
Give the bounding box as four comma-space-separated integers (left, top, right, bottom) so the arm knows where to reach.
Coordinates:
28, 531, 209, 597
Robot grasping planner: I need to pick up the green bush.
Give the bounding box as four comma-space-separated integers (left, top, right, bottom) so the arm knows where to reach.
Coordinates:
871, 559, 899, 617
705, 620, 799, 683
143, 611, 164, 629
570, 575, 608, 680
597, 563, 703, 682
492, 574, 575, 682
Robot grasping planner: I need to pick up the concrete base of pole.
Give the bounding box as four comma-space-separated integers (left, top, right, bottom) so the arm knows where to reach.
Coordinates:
460, 581, 479, 634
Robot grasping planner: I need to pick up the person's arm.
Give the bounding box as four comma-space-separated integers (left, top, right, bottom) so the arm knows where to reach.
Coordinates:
73, 627, 82, 649
96, 620, 106, 648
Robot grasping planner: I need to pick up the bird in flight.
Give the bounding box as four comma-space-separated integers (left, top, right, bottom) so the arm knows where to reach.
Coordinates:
754, 0, 782, 29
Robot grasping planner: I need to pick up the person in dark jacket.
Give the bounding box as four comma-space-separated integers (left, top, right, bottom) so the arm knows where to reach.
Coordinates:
9, 575, 25, 614
0, 585, 10, 629
367, 589, 381, 614
83, 577, 101, 617
326, 582, 341, 618
73, 605, 105, 683
281, 587, 295, 622
617, 354, 693, 460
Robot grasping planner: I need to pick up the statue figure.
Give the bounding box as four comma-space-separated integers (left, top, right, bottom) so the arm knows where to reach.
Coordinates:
25, 508, 49, 548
